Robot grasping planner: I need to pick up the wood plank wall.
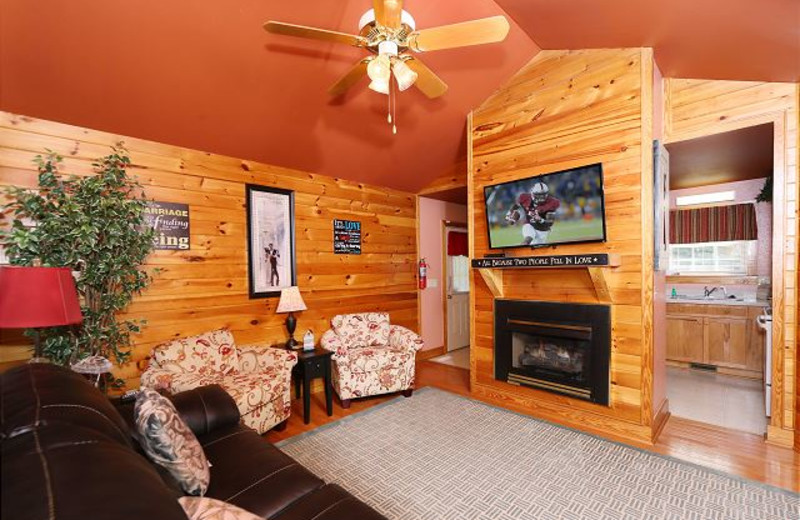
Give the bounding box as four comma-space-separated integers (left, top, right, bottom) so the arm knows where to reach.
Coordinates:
663, 79, 799, 449
469, 49, 661, 443
0, 112, 419, 389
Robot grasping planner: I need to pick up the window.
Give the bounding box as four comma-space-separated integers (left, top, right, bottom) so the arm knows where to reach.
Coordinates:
675, 190, 736, 207
450, 255, 470, 293
668, 240, 756, 275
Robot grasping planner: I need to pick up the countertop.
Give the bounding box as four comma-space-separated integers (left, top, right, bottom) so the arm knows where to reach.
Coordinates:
667, 297, 769, 307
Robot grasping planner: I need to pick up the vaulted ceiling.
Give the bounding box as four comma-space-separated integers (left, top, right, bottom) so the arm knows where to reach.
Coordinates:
0, 0, 538, 193
1, 1, 797, 193
496, 0, 800, 82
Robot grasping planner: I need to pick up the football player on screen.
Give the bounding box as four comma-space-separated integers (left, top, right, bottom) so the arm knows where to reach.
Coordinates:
504, 181, 561, 245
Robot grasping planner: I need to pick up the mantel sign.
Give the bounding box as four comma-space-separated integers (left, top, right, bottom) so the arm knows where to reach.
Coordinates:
472, 254, 613, 268
333, 219, 361, 255
143, 201, 190, 250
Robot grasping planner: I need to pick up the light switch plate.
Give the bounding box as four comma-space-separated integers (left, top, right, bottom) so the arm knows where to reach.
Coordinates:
429, 278, 439, 288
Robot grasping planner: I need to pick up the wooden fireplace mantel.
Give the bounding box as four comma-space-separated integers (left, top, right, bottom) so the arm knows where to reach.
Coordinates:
473, 253, 621, 303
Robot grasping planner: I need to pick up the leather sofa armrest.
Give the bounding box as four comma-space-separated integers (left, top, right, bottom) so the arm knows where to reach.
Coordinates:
170, 384, 241, 437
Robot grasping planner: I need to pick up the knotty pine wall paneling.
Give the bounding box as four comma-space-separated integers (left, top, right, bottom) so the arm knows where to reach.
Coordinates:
469, 49, 662, 443
0, 112, 419, 388
663, 79, 799, 449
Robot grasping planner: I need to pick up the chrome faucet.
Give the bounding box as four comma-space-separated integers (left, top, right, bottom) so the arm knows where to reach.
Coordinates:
703, 286, 727, 298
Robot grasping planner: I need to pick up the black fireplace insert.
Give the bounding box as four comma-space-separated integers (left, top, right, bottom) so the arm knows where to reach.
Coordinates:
494, 300, 611, 405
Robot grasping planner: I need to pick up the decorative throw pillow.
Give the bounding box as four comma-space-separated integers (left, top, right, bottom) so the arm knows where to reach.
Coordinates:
179, 497, 262, 520
135, 389, 211, 496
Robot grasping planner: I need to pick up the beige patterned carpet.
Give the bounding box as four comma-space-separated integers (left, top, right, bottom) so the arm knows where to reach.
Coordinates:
278, 388, 798, 520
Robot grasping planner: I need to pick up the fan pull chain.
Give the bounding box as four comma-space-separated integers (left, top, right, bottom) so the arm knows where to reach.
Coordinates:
392, 79, 397, 135
387, 82, 392, 124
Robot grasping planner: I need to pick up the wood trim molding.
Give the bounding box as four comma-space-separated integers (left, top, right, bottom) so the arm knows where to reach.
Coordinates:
417, 346, 446, 361
477, 269, 504, 298
651, 398, 671, 443
766, 425, 794, 448
587, 267, 612, 303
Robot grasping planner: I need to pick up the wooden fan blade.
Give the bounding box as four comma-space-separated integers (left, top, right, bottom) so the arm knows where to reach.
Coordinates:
372, 0, 386, 25
405, 58, 448, 98
263, 21, 364, 47
382, 0, 403, 29
329, 59, 369, 96
408, 15, 510, 52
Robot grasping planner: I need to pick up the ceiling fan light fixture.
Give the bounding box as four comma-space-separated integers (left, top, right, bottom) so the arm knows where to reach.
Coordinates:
367, 54, 392, 82
392, 59, 418, 91
368, 78, 390, 95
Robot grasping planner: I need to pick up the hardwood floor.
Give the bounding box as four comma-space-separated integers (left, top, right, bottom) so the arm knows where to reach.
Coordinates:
266, 361, 799, 493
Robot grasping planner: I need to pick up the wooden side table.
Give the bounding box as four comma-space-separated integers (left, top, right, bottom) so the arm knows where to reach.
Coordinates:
292, 347, 333, 424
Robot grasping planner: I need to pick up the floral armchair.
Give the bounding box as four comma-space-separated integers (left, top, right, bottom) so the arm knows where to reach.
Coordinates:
320, 313, 424, 407
140, 329, 297, 434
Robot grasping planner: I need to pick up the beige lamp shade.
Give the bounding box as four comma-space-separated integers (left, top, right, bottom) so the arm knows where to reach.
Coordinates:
276, 286, 307, 313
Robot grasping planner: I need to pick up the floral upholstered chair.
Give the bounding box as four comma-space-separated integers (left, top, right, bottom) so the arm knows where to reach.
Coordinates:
140, 329, 297, 434
320, 313, 424, 408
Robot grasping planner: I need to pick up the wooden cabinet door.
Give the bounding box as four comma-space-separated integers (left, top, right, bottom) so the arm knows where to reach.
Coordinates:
666, 315, 704, 363
706, 317, 749, 369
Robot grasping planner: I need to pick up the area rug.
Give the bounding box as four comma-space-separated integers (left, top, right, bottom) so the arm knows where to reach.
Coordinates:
278, 388, 798, 520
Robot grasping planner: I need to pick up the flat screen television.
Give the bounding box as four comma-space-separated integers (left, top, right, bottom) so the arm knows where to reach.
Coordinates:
483, 163, 607, 249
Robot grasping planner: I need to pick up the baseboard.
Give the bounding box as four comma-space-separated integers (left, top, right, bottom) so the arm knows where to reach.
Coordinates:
417, 346, 446, 361
665, 360, 762, 381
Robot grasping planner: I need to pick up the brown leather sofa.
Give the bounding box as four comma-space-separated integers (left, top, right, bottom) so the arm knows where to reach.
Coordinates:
1, 363, 387, 520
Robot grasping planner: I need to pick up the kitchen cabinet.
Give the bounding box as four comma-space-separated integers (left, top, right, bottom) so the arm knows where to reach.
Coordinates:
666, 315, 704, 362
666, 303, 764, 378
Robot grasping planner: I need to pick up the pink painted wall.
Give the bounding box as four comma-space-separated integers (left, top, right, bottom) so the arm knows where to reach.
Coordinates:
669, 177, 772, 278
418, 196, 468, 351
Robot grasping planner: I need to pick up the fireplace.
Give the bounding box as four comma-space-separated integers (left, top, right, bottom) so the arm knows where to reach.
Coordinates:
494, 300, 611, 405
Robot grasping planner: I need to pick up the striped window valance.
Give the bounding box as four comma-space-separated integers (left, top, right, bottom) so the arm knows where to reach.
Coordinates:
669, 203, 758, 244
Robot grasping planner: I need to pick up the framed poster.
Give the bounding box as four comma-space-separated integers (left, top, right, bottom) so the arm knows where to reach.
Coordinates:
333, 219, 361, 255
142, 201, 190, 250
246, 185, 296, 298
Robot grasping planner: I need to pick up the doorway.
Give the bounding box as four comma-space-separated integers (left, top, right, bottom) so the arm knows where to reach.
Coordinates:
660, 123, 774, 436
430, 221, 470, 369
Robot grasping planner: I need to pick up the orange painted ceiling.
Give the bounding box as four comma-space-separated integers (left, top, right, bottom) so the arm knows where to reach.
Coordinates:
0, 0, 538, 192
496, 0, 800, 82
1, 2, 797, 193
666, 124, 774, 190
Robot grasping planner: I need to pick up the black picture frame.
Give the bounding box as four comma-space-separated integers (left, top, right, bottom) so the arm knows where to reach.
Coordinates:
245, 184, 296, 299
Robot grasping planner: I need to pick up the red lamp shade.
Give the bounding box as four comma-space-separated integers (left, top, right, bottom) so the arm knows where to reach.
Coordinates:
0, 266, 83, 328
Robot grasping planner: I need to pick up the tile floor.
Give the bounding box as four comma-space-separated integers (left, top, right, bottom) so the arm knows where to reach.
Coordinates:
429, 346, 470, 370
666, 366, 767, 435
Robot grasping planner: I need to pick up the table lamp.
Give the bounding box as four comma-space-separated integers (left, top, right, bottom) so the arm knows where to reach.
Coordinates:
276, 286, 307, 350
0, 266, 83, 362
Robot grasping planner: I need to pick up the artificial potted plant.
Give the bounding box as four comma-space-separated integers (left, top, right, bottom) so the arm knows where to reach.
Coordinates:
1, 144, 155, 386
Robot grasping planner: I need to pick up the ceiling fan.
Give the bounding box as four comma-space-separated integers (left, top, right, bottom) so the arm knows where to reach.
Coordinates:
264, 0, 510, 132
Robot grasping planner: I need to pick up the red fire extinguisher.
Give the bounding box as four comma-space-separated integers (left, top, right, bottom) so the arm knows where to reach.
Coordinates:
418, 258, 428, 290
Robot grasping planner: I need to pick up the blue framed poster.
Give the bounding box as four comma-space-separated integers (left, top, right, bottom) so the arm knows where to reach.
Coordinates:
333, 219, 361, 255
